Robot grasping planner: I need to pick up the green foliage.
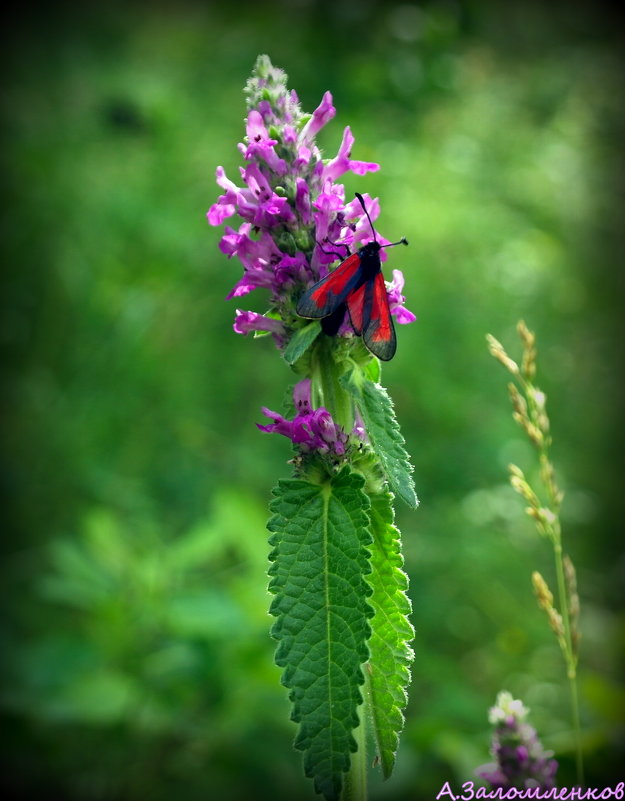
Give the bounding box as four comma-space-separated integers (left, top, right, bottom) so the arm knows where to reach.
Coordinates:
1, 2, 623, 798
267, 467, 373, 801
342, 369, 418, 509
365, 490, 415, 779
283, 321, 322, 365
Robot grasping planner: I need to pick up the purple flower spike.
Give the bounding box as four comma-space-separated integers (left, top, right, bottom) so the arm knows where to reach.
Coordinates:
208, 54, 415, 358
475, 692, 558, 792
257, 379, 351, 458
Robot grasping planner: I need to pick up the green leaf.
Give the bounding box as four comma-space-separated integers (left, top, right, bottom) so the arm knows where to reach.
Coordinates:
341, 371, 418, 509
364, 356, 381, 384
365, 490, 415, 778
283, 320, 322, 364
267, 467, 373, 801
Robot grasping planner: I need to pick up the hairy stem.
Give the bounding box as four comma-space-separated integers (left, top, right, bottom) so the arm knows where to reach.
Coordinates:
313, 336, 354, 432
341, 697, 368, 801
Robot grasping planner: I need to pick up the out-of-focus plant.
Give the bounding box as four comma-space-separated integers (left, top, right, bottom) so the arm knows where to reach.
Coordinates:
487, 321, 584, 785
8, 493, 274, 738
476, 691, 558, 791
207, 55, 417, 801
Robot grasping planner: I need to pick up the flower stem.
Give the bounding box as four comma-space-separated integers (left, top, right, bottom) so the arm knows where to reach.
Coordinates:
568, 664, 584, 786
552, 537, 584, 786
535, 422, 584, 787
312, 336, 353, 431
341, 698, 368, 801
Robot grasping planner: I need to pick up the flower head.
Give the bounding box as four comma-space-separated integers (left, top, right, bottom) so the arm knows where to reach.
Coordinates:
258, 379, 367, 459
207, 55, 416, 351
476, 691, 558, 791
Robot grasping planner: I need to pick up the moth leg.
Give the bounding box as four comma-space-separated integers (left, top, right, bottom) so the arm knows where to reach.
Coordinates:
316, 239, 351, 262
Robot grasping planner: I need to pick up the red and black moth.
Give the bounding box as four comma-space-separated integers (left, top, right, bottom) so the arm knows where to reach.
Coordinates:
296, 193, 408, 361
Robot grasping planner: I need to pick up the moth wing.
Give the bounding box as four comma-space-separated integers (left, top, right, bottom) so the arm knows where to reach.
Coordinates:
346, 281, 369, 336
362, 271, 396, 361
296, 253, 362, 319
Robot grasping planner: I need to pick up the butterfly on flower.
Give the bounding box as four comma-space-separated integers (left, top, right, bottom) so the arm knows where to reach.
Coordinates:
296, 193, 408, 361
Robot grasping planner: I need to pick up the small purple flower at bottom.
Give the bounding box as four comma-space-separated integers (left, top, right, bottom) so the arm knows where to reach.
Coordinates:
258, 379, 362, 457
476, 692, 558, 791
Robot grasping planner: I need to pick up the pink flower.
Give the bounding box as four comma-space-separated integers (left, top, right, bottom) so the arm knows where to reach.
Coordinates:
257, 380, 349, 456
233, 309, 286, 337
298, 91, 336, 145
387, 270, 417, 324
322, 127, 379, 183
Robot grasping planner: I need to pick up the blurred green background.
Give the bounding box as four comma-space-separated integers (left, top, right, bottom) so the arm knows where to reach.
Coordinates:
1, 1, 623, 798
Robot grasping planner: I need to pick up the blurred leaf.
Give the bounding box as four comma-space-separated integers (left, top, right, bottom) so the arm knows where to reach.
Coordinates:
166, 591, 247, 638
46, 669, 141, 725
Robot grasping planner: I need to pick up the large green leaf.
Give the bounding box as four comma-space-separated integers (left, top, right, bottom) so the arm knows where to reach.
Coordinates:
341, 371, 418, 509
365, 490, 415, 778
267, 467, 373, 801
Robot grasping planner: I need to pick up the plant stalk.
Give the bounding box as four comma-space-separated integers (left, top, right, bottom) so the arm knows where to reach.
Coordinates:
341, 697, 368, 801
552, 536, 584, 786
312, 335, 353, 431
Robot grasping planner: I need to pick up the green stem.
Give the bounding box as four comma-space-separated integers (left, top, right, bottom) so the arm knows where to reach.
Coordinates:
552, 540, 573, 673
312, 335, 353, 431
568, 665, 584, 787
528, 383, 584, 787
552, 537, 584, 786
341, 697, 368, 801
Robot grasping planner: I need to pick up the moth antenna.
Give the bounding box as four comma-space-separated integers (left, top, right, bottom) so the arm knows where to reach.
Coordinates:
354, 192, 378, 243
355, 193, 408, 248
381, 237, 409, 249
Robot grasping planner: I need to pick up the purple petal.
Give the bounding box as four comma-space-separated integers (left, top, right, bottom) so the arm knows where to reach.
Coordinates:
352, 410, 368, 442
207, 202, 236, 226
243, 111, 288, 174
322, 126, 380, 183
257, 407, 293, 438
309, 408, 337, 444
293, 379, 312, 414
233, 309, 285, 336
295, 178, 312, 225
387, 270, 417, 324
299, 90, 336, 143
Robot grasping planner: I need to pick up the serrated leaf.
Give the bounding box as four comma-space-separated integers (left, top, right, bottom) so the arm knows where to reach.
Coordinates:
341, 372, 418, 509
283, 321, 322, 364
365, 490, 414, 778
267, 467, 373, 801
